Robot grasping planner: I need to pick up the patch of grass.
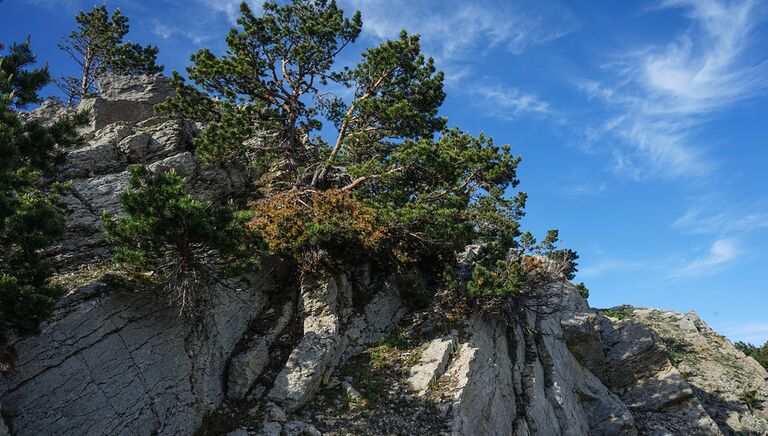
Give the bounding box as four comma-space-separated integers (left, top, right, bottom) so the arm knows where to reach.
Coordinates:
598, 310, 626, 320
661, 337, 692, 365
337, 332, 425, 408
378, 331, 412, 350
740, 388, 761, 412
50, 262, 113, 292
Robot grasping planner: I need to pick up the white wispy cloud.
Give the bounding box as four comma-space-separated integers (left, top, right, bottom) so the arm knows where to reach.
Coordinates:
473, 84, 551, 120
669, 238, 742, 278
674, 203, 768, 235
151, 21, 173, 40
340, 0, 577, 87
583, 0, 767, 179
344, 0, 576, 60
582, 238, 743, 279
151, 19, 210, 45
195, 0, 256, 23
559, 181, 608, 197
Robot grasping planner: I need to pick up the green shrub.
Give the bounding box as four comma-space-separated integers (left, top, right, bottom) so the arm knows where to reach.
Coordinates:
456, 229, 579, 317
103, 166, 263, 319
739, 388, 761, 412
576, 282, 590, 299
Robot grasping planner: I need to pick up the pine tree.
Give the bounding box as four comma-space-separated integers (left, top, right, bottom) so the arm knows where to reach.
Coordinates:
158, 0, 362, 163
159, 1, 511, 259
0, 40, 87, 359
58, 4, 163, 104
157, 0, 579, 314
102, 166, 263, 319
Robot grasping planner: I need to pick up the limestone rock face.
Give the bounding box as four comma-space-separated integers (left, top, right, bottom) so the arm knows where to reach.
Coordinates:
0, 273, 277, 435
443, 284, 635, 436
408, 334, 458, 395
621, 308, 768, 435
267, 273, 349, 410
267, 271, 407, 412
3, 75, 766, 435
227, 302, 294, 400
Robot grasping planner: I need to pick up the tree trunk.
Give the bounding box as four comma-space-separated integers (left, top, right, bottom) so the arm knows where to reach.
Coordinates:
79, 49, 92, 101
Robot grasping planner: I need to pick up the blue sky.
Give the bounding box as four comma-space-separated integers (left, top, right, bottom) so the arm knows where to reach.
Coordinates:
2, 0, 767, 344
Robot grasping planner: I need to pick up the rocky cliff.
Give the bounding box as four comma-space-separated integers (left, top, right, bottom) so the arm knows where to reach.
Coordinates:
1, 75, 765, 436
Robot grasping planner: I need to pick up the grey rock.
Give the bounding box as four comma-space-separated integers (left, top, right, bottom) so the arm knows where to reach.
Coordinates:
337, 277, 407, 363
283, 421, 321, 436
444, 310, 636, 436
268, 270, 406, 413
227, 302, 294, 400
265, 402, 288, 423
59, 141, 128, 179
444, 314, 518, 436
40, 75, 249, 273
0, 266, 278, 435
0, 404, 9, 436
228, 338, 270, 400
99, 74, 173, 104
21, 100, 74, 126
80, 74, 173, 131
260, 421, 282, 436
268, 273, 347, 411
622, 308, 768, 435
561, 312, 605, 377
342, 381, 362, 402
408, 334, 457, 395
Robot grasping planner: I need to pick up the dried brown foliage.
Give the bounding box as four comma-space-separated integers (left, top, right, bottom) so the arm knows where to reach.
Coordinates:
248, 189, 386, 267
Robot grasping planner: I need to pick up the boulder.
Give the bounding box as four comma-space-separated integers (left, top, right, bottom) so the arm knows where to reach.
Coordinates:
79, 74, 173, 131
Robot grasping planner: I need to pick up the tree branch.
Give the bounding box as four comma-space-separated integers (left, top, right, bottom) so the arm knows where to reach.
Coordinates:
341, 165, 402, 191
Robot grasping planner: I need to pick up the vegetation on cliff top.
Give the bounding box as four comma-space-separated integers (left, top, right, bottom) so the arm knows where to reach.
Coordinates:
2, 0, 583, 344
149, 0, 579, 316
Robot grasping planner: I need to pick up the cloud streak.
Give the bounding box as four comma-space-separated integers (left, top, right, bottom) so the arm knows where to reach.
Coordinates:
674, 203, 768, 235
581, 237, 743, 280
194, 0, 259, 23
583, 0, 767, 179
669, 238, 741, 278
340, 0, 577, 91
472, 84, 552, 120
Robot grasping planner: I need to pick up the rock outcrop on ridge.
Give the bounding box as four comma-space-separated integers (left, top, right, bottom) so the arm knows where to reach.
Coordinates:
0, 75, 765, 436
